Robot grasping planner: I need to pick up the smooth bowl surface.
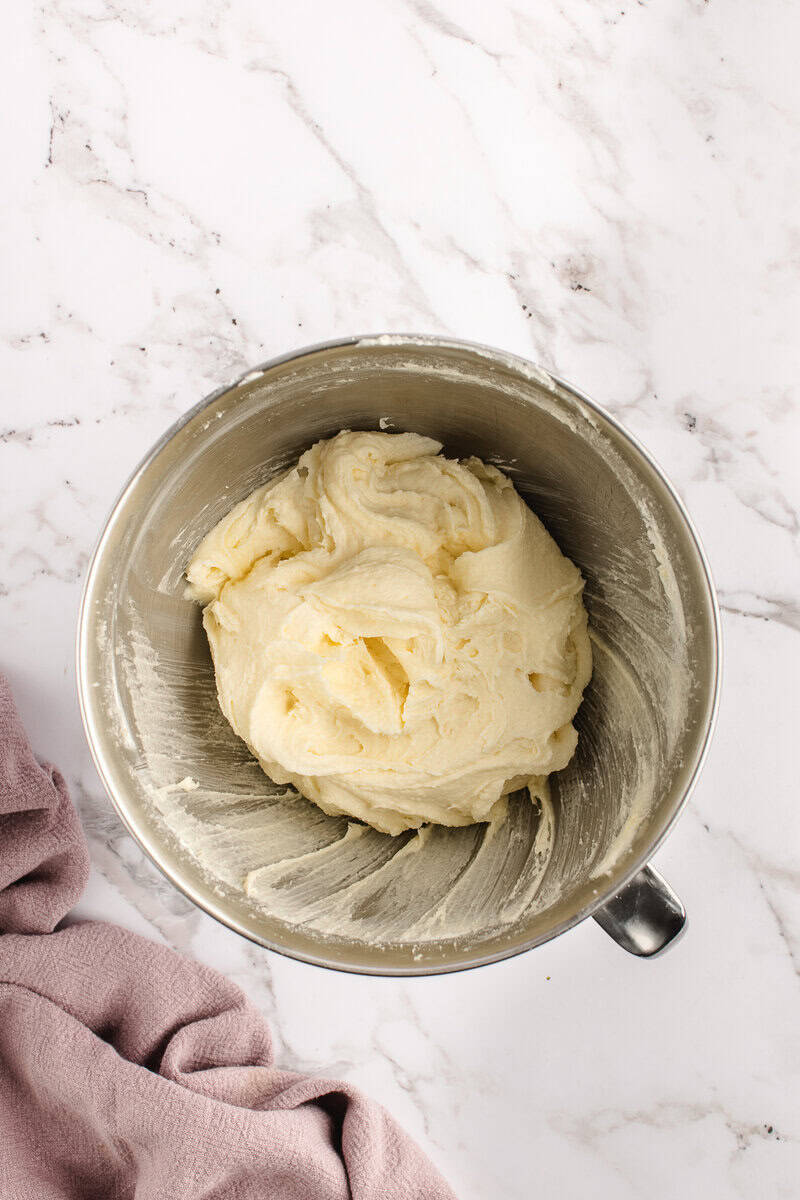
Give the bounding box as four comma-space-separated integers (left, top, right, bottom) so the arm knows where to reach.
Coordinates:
77, 336, 721, 974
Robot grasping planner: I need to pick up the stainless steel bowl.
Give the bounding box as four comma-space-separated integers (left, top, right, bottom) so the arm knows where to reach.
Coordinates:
77, 336, 721, 974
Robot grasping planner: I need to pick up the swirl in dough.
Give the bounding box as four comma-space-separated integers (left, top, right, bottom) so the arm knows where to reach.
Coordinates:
186, 431, 592, 835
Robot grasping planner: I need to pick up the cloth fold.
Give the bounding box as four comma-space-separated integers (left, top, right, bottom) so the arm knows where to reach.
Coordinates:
0, 675, 455, 1199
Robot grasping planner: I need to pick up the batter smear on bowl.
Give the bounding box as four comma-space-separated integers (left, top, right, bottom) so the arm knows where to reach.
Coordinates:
186, 431, 591, 836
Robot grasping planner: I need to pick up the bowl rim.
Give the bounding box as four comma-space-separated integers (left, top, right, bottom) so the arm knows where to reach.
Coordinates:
76, 333, 723, 975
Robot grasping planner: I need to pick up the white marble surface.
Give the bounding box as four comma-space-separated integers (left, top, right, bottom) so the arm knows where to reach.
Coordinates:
2, 2, 799, 1195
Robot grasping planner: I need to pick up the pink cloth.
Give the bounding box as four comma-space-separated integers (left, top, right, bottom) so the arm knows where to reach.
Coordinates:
0, 676, 456, 1199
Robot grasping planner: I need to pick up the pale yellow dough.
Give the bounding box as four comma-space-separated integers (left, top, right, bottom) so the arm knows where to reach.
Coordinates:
186, 431, 592, 835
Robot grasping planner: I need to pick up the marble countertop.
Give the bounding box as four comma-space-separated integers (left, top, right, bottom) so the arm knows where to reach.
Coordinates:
2, 2, 798, 1196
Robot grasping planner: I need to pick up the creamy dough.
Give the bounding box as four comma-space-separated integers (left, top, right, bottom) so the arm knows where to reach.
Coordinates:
186, 431, 592, 836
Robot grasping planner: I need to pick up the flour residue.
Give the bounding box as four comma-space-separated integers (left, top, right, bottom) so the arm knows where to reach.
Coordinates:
123, 609, 562, 944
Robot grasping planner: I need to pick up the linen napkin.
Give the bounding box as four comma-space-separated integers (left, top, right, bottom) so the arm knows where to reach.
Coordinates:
0, 674, 456, 1199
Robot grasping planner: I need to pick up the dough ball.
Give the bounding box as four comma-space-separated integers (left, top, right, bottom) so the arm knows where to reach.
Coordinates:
186, 431, 591, 835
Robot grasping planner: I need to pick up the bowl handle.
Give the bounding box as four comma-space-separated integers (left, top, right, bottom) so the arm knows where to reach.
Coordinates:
593, 864, 686, 957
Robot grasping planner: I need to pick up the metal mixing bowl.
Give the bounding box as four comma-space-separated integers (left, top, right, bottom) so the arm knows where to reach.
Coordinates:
77, 336, 721, 974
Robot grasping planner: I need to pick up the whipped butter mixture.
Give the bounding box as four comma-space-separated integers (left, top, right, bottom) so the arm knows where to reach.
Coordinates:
186, 431, 591, 836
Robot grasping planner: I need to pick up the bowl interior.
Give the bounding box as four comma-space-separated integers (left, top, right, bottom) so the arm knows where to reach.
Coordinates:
79, 338, 718, 973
